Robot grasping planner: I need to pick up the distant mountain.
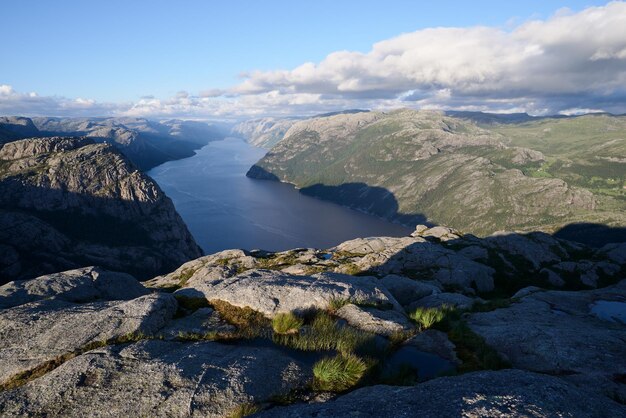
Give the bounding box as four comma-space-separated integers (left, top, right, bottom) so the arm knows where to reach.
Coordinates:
0, 116, 227, 170
232, 117, 302, 148
0, 136, 202, 283
247, 109, 625, 241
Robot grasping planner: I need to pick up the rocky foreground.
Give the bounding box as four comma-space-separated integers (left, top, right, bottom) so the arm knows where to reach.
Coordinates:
0, 225, 625, 417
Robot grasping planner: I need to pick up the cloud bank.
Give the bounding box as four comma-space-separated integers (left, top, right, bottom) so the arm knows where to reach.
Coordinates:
2, 2, 626, 119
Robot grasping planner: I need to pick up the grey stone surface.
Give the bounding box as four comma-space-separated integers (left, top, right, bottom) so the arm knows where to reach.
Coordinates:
468, 280, 626, 402
0, 339, 310, 418
378, 274, 440, 306
404, 329, 459, 364
255, 370, 626, 417
175, 269, 402, 317
0, 293, 177, 386
0, 266, 148, 309
335, 304, 414, 336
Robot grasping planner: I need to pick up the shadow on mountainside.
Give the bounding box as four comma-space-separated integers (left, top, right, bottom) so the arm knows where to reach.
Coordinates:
0, 182, 202, 285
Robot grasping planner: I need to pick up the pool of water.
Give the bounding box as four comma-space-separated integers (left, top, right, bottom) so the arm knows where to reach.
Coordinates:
590, 300, 626, 324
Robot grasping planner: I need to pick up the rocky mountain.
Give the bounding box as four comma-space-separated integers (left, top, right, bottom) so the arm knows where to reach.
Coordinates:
232, 117, 301, 148
0, 116, 227, 170
0, 225, 624, 416
247, 109, 626, 243
0, 136, 202, 283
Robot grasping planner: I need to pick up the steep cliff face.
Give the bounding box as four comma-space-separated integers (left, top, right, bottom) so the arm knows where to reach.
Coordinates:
247, 109, 623, 237
0, 137, 202, 283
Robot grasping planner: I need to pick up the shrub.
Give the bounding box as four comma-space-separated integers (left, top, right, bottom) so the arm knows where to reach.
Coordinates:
313, 354, 367, 392
272, 312, 304, 335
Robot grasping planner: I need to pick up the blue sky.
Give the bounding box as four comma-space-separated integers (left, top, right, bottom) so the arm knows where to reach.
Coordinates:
1, 1, 625, 118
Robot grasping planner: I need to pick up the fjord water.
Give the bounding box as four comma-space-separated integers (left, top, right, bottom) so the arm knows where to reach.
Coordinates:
148, 137, 412, 254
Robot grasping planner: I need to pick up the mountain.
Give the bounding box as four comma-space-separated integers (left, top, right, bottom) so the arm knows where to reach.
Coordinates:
247, 109, 625, 242
0, 116, 227, 170
0, 224, 624, 415
0, 136, 202, 283
232, 117, 301, 148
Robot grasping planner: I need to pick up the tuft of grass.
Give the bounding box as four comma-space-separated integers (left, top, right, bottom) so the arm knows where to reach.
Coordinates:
210, 299, 271, 338
175, 330, 235, 342
313, 354, 368, 392
225, 402, 261, 418
409, 305, 451, 330
273, 311, 379, 356
327, 297, 350, 313
272, 312, 304, 335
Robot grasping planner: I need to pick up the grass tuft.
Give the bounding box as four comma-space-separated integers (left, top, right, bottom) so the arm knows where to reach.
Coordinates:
272, 312, 304, 335
225, 402, 261, 418
409, 305, 452, 330
313, 354, 368, 392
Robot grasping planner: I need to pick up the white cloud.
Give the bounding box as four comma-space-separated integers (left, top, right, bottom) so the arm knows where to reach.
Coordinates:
1, 2, 626, 119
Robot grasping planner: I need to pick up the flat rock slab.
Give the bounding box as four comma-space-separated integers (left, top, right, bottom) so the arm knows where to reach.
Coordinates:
158, 307, 236, 340
0, 339, 311, 418
404, 329, 459, 364
0, 293, 176, 386
175, 269, 401, 317
378, 274, 440, 306
335, 304, 414, 336
468, 280, 626, 401
0, 266, 148, 309
256, 369, 626, 417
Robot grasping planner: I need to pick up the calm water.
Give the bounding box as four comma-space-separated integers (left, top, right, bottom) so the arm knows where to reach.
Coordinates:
148, 137, 412, 254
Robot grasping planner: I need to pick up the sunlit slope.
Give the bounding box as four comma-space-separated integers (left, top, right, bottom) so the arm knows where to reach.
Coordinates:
248, 110, 625, 235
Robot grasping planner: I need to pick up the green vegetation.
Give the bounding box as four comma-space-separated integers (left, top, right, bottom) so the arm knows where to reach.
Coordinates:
313, 354, 368, 392
250, 110, 626, 236
409, 305, 451, 330
225, 402, 261, 418
272, 312, 304, 335
210, 300, 271, 338
273, 311, 378, 356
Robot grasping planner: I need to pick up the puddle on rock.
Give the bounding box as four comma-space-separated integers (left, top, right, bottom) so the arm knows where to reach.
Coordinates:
590, 300, 626, 324
384, 346, 456, 380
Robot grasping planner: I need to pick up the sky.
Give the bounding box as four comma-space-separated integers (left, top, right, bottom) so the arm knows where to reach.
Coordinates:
1, 0, 625, 119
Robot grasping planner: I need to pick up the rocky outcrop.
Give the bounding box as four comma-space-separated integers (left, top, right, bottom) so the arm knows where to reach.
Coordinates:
174, 269, 402, 316
0, 266, 148, 309
0, 137, 202, 282
468, 281, 626, 402
0, 340, 310, 417
335, 303, 414, 336
256, 370, 626, 417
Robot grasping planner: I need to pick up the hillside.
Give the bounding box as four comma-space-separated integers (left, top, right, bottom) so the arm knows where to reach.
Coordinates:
0, 117, 227, 170
0, 136, 202, 282
247, 109, 625, 241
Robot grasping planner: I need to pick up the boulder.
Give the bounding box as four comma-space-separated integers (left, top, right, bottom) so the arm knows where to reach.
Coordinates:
404, 329, 459, 364
255, 370, 626, 417
0, 293, 177, 386
335, 304, 414, 336
0, 267, 148, 309
378, 274, 440, 306
0, 339, 310, 417
175, 269, 402, 317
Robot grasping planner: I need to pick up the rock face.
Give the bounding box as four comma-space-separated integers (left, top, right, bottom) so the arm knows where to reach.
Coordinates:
256, 370, 626, 417
468, 281, 626, 402
0, 340, 310, 418
232, 117, 300, 148
0, 266, 148, 309
335, 303, 414, 336
246, 109, 625, 239
174, 269, 402, 316
0, 137, 202, 282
